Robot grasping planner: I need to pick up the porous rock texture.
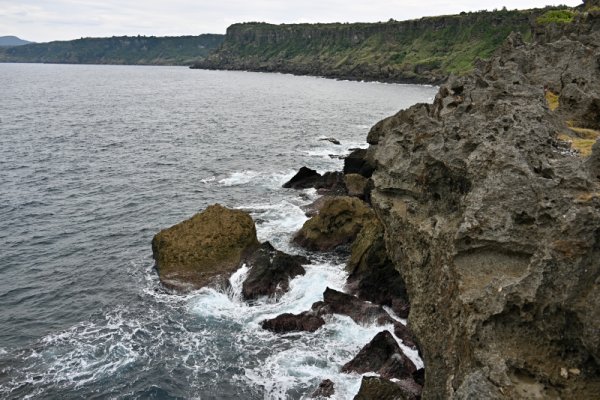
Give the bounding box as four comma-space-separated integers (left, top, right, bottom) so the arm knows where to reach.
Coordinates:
151, 204, 259, 291
368, 12, 600, 399
293, 196, 375, 251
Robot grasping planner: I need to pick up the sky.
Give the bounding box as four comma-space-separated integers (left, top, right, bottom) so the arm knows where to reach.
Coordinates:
0, 0, 583, 42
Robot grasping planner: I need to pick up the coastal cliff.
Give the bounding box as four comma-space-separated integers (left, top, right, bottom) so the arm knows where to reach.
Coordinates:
368, 5, 600, 398
191, 9, 538, 84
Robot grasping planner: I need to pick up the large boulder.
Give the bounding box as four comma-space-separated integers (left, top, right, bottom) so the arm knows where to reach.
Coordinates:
151, 204, 259, 291
342, 330, 417, 379
343, 173, 369, 199
293, 196, 375, 252
343, 148, 376, 177
370, 18, 600, 399
283, 166, 322, 189
283, 168, 346, 194
242, 242, 307, 300
346, 218, 410, 318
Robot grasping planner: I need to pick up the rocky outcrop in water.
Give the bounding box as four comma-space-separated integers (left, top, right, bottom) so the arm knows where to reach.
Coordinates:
368, 9, 600, 399
354, 376, 421, 400
151, 204, 259, 291
242, 242, 308, 300
293, 196, 375, 252
311, 379, 335, 398
261, 311, 325, 333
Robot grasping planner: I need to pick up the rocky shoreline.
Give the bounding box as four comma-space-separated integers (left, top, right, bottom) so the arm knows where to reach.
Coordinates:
153, 3, 600, 398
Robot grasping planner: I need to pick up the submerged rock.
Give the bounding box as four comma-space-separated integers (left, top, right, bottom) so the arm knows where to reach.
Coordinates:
311, 379, 335, 398
369, 15, 600, 398
151, 204, 259, 291
293, 196, 375, 252
320, 137, 341, 145
342, 330, 417, 380
261, 311, 325, 333
242, 242, 308, 300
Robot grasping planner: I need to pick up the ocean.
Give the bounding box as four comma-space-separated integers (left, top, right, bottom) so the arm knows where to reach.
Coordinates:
0, 63, 436, 399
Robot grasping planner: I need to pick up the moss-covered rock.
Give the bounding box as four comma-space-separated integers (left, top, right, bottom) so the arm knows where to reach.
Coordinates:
293, 196, 375, 251
151, 204, 259, 291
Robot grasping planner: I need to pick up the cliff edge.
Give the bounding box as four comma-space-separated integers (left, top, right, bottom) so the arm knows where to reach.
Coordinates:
368, 6, 600, 399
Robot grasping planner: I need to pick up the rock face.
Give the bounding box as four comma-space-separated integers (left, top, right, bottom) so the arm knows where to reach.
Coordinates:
242, 242, 307, 300
261, 311, 325, 333
346, 218, 410, 318
293, 196, 375, 251
369, 13, 600, 399
342, 330, 417, 379
151, 204, 259, 291
343, 148, 375, 178
354, 376, 421, 400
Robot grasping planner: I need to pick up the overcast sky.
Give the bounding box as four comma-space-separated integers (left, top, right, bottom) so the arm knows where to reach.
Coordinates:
0, 0, 583, 42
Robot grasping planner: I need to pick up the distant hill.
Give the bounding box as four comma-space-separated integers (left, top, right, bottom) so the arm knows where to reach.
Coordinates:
0, 34, 224, 65
0, 36, 33, 46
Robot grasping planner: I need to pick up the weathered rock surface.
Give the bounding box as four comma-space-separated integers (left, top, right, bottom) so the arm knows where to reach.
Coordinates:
261, 311, 325, 333
151, 204, 259, 291
242, 242, 307, 300
311, 379, 335, 398
369, 13, 600, 399
342, 330, 417, 379
343, 173, 369, 199
293, 196, 375, 251
346, 218, 410, 318
353, 376, 421, 400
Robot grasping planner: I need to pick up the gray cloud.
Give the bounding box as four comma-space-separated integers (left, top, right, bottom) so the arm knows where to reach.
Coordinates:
0, 0, 583, 42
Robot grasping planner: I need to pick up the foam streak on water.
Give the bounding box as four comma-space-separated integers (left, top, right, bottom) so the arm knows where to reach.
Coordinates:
0, 64, 437, 399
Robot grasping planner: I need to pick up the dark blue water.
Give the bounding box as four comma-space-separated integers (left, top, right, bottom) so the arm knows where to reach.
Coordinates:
0, 63, 436, 399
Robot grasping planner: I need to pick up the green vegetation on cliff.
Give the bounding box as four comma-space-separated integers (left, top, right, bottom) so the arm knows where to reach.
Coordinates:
193, 9, 543, 83
0, 34, 224, 65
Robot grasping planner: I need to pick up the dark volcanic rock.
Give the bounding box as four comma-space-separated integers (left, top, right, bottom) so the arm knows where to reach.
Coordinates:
151, 204, 259, 292
369, 14, 600, 399
242, 242, 307, 300
315, 171, 347, 195
343, 148, 375, 178
293, 196, 375, 252
261, 311, 325, 333
311, 379, 335, 398
283, 166, 322, 189
311, 287, 392, 325
354, 376, 421, 400
342, 330, 416, 379
346, 218, 410, 318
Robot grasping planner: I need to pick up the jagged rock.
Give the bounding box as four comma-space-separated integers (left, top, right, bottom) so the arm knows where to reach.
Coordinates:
393, 322, 418, 350
293, 196, 375, 252
413, 368, 425, 387
369, 14, 600, 399
311, 379, 335, 398
344, 173, 369, 199
346, 218, 410, 318
151, 204, 259, 291
283, 167, 322, 189
320, 137, 341, 145
342, 330, 417, 379
242, 242, 307, 300
311, 287, 392, 325
261, 311, 325, 333
283, 168, 347, 194
353, 376, 418, 400
343, 148, 375, 178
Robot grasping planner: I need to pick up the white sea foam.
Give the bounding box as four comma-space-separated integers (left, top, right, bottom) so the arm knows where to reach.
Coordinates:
200, 176, 216, 184
218, 169, 296, 189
